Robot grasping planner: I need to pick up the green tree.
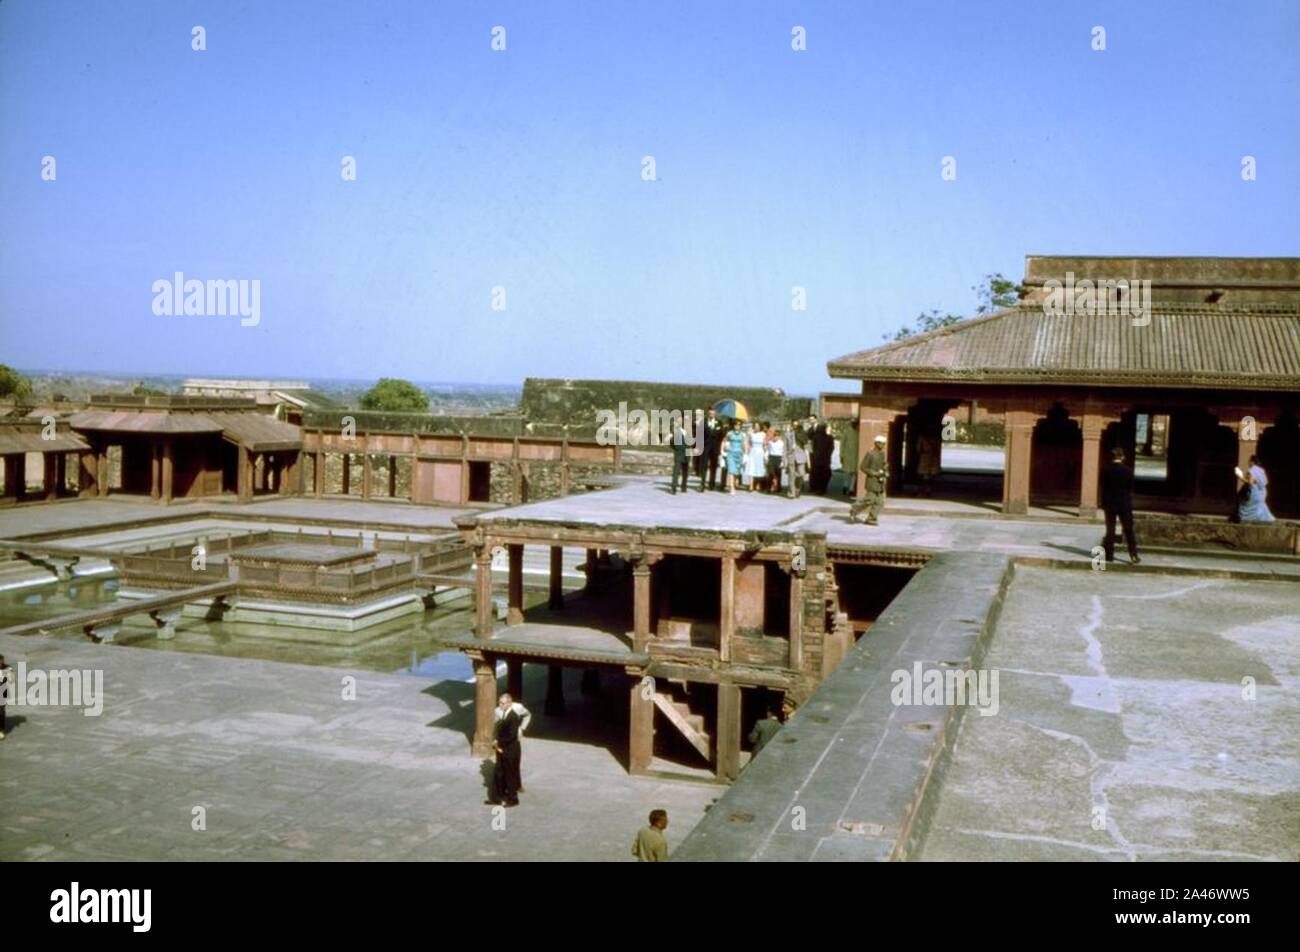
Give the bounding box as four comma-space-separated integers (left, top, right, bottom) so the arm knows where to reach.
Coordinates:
360, 378, 429, 413
975, 272, 1023, 314
0, 364, 33, 401
132, 382, 168, 396
888, 272, 1024, 340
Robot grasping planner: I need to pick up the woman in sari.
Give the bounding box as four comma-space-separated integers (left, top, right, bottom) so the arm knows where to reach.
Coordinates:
1235, 456, 1275, 523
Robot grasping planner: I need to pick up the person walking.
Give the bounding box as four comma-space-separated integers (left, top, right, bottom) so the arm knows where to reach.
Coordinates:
1101, 447, 1141, 564
850, 434, 889, 525
487, 692, 524, 807
632, 809, 670, 862
723, 419, 745, 494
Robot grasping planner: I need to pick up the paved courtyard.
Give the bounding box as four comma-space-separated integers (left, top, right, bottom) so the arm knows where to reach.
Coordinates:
0, 633, 722, 861
916, 567, 1300, 861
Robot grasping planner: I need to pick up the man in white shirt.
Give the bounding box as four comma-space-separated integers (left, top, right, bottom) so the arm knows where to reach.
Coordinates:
494, 693, 532, 792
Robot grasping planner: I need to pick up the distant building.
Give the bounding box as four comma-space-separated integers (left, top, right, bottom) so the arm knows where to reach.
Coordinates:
180, 378, 339, 426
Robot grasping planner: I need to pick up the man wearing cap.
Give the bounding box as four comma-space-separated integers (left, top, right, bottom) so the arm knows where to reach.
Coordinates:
850, 435, 889, 525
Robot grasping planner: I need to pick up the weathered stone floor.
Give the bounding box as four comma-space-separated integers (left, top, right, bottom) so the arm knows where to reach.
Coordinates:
916, 567, 1300, 861
0, 634, 722, 861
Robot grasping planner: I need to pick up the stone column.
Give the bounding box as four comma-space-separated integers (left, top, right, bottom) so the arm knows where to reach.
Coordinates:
632, 559, 652, 651
719, 551, 736, 661
548, 545, 564, 609
314, 438, 325, 497
716, 681, 742, 781
584, 547, 600, 593
1002, 409, 1036, 515
161, 438, 174, 503
629, 675, 654, 775
1079, 411, 1108, 519
150, 443, 161, 500
506, 543, 524, 625
788, 570, 804, 670
471, 656, 497, 757
559, 438, 571, 496
362, 449, 373, 499
236, 446, 253, 502
79, 449, 97, 498
97, 448, 109, 497
474, 545, 495, 639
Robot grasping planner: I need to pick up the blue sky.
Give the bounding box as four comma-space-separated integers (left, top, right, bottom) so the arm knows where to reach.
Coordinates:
1, 0, 1297, 395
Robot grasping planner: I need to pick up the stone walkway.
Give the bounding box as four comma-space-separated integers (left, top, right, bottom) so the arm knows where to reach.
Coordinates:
0, 634, 721, 861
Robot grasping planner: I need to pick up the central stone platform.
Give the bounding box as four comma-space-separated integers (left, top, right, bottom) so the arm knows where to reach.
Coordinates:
229, 542, 377, 567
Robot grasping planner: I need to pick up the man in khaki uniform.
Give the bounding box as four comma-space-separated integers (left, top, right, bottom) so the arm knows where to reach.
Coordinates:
850, 434, 888, 526
632, 809, 669, 862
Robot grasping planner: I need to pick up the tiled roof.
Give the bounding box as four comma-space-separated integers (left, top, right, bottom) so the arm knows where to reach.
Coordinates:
0, 428, 90, 454
69, 410, 224, 434
205, 411, 302, 451
69, 409, 301, 451
827, 304, 1300, 390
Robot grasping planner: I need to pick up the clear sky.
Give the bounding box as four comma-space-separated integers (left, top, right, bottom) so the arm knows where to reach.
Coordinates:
2, 0, 1297, 395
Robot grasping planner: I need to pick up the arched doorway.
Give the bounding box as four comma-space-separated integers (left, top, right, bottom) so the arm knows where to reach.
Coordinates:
1030, 403, 1081, 509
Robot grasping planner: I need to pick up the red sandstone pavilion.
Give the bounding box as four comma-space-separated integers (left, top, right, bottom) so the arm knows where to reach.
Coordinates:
829, 255, 1300, 520
443, 254, 1299, 784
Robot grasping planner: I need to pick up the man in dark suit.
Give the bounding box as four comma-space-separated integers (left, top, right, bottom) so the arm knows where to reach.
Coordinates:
1101, 447, 1141, 564
700, 408, 724, 491
488, 693, 523, 806
669, 416, 692, 494
810, 422, 834, 494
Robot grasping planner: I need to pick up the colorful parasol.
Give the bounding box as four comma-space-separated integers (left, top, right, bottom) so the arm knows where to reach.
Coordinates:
711, 399, 750, 421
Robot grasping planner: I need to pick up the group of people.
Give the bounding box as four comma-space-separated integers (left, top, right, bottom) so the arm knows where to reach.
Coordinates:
671, 409, 850, 498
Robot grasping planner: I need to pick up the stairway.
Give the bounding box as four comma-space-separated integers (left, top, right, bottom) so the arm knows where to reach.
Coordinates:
651, 681, 712, 765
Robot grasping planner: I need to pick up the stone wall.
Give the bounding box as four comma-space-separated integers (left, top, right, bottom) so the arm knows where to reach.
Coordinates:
520, 378, 812, 436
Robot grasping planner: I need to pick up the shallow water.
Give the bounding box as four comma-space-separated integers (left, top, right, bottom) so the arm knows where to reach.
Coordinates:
0, 576, 531, 677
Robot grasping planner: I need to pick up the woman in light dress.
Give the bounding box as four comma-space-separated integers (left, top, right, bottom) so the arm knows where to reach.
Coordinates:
744, 421, 767, 491
723, 419, 746, 494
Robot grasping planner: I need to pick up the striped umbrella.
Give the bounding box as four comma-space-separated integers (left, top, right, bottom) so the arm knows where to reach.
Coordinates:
711, 399, 750, 421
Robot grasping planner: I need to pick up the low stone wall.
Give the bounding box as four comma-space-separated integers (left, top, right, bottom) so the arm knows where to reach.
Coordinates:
672, 551, 1012, 862
1137, 514, 1300, 555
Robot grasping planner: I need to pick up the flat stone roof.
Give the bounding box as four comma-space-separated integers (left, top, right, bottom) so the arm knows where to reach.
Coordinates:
461, 480, 832, 536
